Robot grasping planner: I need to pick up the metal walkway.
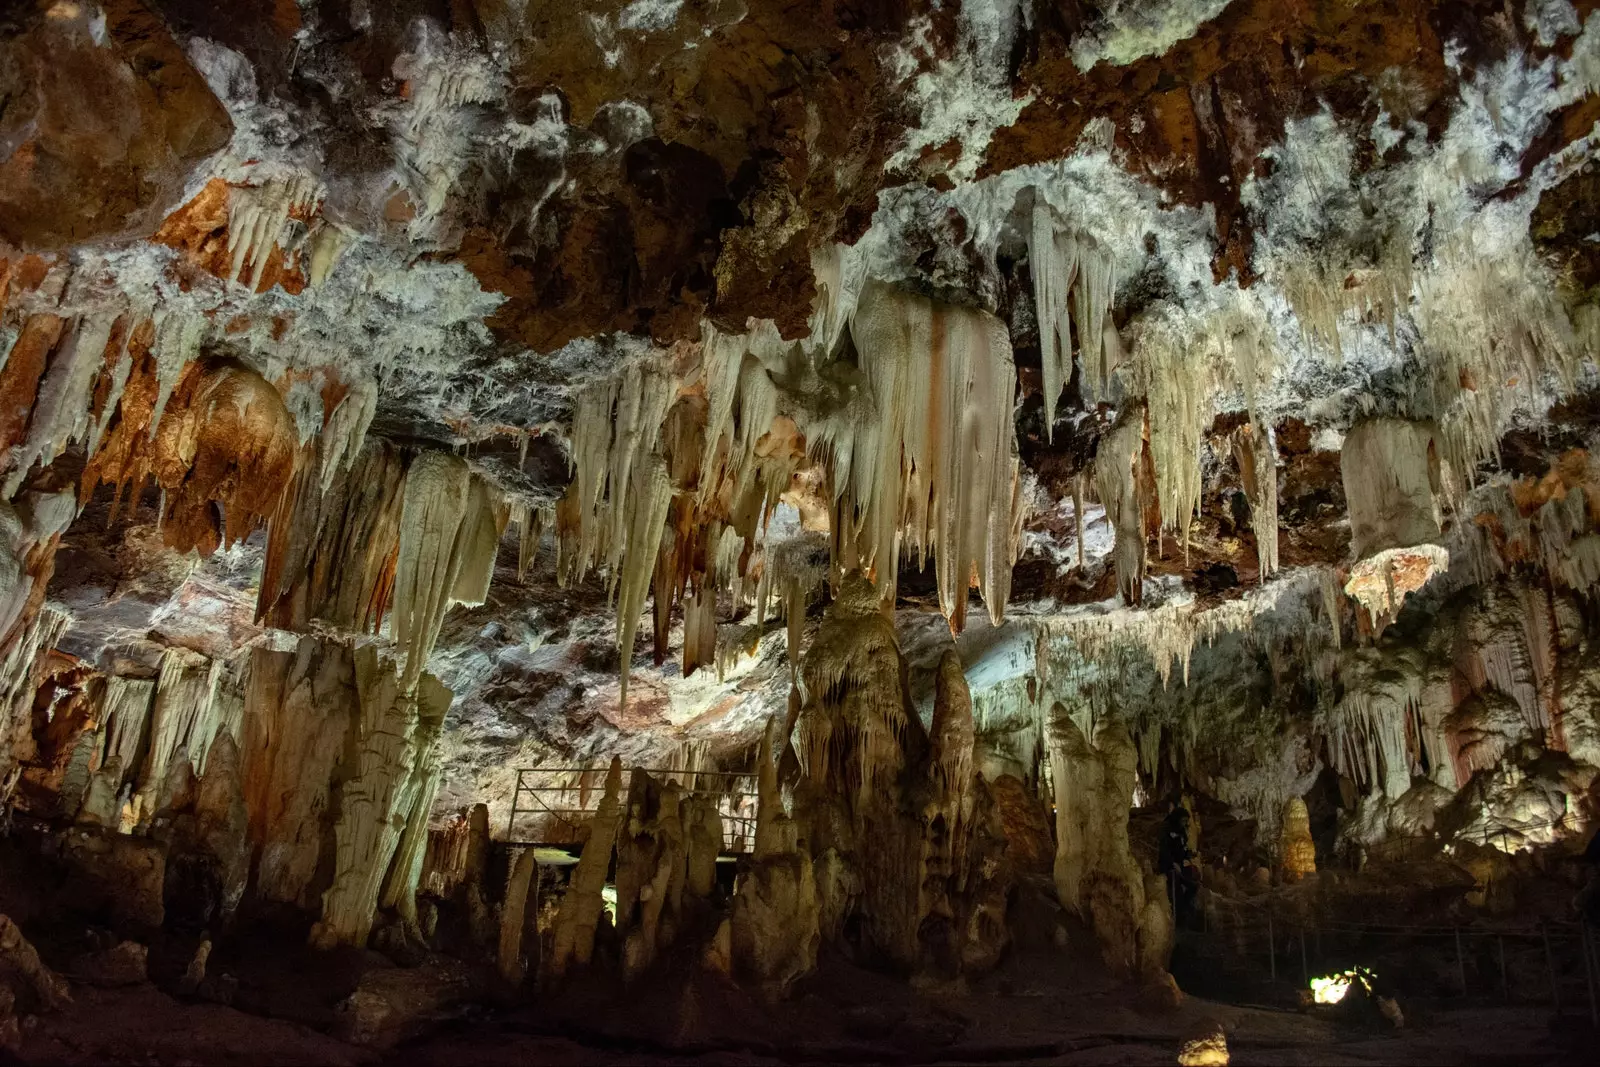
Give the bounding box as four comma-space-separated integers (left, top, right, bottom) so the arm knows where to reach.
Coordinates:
506, 765, 758, 853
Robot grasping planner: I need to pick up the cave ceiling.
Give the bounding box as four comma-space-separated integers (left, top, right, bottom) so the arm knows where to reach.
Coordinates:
5, 0, 1600, 808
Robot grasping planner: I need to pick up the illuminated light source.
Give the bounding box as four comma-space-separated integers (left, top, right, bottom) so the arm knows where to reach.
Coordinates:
1310, 967, 1374, 1004
601, 885, 618, 923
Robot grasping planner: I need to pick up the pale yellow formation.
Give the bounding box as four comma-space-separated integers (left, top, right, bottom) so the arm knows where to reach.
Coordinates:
1280, 797, 1316, 880
549, 757, 624, 978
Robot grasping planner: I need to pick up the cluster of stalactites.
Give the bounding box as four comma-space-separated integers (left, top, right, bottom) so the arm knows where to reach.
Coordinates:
1458, 456, 1600, 595
1029, 201, 1120, 430
392, 452, 508, 691
1119, 303, 1279, 567
825, 282, 1024, 630
1093, 407, 1148, 605
556, 359, 676, 705
1326, 678, 1422, 800
1279, 252, 1410, 363
225, 176, 321, 289
1031, 567, 1344, 701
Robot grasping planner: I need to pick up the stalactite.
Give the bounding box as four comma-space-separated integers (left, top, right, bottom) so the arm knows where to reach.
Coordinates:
1232, 422, 1279, 578
3, 314, 115, 497
682, 587, 718, 678
1415, 245, 1582, 498
392, 452, 505, 690
1094, 407, 1147, 606
1340, 418, 1443, 560
148, 312, 204, 434
1028, 202, 1119, 418
837, 281, 1022, 628
1130, 317, 1211, 555
1280, 256, 1409, 362
319, 378, 377, 494
307, 222, 354, 288
97, 676, 155, 794
225, 176, 320, 288
258, 439, 407, 633
1327, 674, 1420, 799
83, 358, 300, 556
132, 648, 223, 826
0, 604, 69, 800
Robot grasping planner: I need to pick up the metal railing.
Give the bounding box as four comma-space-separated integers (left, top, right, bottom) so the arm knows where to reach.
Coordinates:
506, 765, 758, 853
1173, 884, 1600, 1026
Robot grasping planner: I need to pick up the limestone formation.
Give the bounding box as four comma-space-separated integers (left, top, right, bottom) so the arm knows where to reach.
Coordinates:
732, 722, 820, 999
314, 646, 451, 948
549, 758, 624, 979
1049, 712, 1165, 976
1280, 798, 1317, 881
497, 847, 539, 986
4, 1, 1600, 1058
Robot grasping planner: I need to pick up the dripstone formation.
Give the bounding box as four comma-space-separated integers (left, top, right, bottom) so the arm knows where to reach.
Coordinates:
1, 1, 1599, 1062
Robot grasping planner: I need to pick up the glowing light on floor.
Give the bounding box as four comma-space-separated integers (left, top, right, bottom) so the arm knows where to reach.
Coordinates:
1310, 967, 1374, 1004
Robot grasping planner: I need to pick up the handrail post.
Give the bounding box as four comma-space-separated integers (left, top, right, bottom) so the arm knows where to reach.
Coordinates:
1542, 918, 1560, 1015
1268, 911, 1276, 982
1498, 934, 1508, 1002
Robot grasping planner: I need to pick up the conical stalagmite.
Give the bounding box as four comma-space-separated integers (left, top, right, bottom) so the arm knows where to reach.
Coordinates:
550, 757, 624, 978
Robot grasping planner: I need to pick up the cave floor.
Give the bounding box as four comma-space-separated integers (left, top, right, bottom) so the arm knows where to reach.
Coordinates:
15, 951, 1592, 1067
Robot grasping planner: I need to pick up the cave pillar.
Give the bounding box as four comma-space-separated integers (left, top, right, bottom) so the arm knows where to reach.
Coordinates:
1048, 709, 1164, 976
311, 646, 451, 949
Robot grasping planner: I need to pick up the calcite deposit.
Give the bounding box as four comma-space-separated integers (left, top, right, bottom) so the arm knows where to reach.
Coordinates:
1, 0, 1600, 1062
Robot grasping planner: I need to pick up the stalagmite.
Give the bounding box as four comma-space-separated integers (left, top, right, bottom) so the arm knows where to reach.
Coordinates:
550, 757, 623, 978
1048, 710, 1159, 975
1280, 797, 1316, 880
684, 793, 723, 899
732, 720, 820, 998
192, 732, 250, 921
497, 847, 539, 985
77, 757, 122, 828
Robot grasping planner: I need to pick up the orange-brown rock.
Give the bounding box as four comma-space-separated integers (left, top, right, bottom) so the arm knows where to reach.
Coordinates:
84, 357, 298, 556
0, 0, 231, 250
